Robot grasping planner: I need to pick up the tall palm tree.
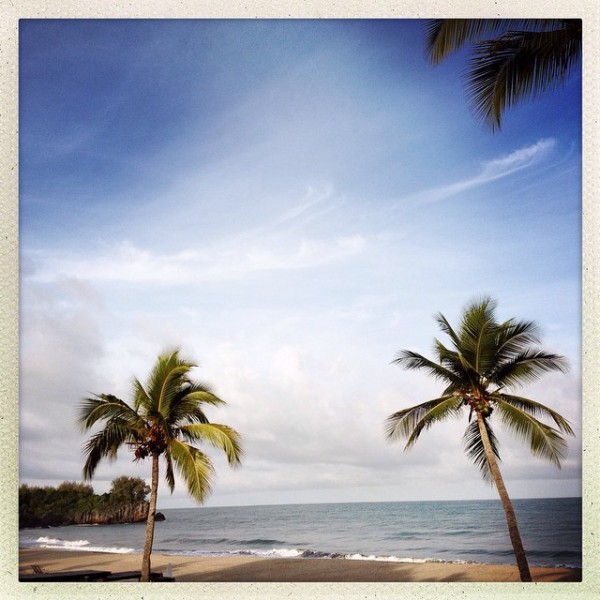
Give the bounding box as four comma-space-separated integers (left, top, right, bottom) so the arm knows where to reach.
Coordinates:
79, 349, 242, 581
425, 19, 582, 130
385, 297, 573, 582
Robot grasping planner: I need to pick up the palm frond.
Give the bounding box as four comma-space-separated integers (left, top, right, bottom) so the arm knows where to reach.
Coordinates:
164, 452, 176, 493
491, 349, 569, 388
466, 24, 581, 129
176, 404, 210, 425
179, 379, 216, 396
157, 367, 192, 416
463, 418, 501, 482
490, 319, 542, 376
79, 394, 140, 431
183, 389, 226, 406
168, 438, 215, 503
170, 385, 226, 425
494, 401, 568, 466
393, 350, 460, 386
82, 420, 136, 480
456, 353, 480, 386
495, 393, 574, 435
385, 396, 462, 446
450, 297, 499, 376
472, 321, 493, 374
133, 378, 151, 413
458, 297, 496, 340
495, 319, 541, 354
144, 349, 196, 416
433, 340, 466, 377
434, 313, 462, 349
425, 19, 542, 64
179, 423, 243, 466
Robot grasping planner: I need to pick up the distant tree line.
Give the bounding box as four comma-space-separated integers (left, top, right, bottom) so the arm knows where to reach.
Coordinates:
19, 476, 151, 529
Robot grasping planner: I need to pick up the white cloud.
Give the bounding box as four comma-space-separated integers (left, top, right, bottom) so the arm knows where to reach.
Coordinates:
26, 233, 368, 286
408, 138, 557, 206
480, 138, 556, 178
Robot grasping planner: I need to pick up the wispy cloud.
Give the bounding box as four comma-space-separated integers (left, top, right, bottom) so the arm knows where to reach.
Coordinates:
409, 138, 557, 206
27, 234, 368, 285
273, 184, 337, 227
480, 138, 557, 177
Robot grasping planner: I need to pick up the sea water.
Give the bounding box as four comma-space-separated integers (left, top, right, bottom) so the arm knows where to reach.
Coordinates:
19, 497, 582, 568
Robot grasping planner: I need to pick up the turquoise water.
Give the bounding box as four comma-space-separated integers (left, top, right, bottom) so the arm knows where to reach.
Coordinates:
19, 497, 582, 568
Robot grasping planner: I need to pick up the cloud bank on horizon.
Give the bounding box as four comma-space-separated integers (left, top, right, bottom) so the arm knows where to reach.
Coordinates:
19, 19, 581, 508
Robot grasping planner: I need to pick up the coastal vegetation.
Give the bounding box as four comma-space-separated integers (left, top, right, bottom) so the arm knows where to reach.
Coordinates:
385, 297, 574, 582
425, 19, 581, 130
79, 348, 243, 582
19, 476, 150, 529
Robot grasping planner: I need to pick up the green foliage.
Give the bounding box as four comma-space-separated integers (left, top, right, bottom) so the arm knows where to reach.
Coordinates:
109, 476, 150, 506
386, 296, 573, 478
425, 19, 581, 130
79, 348, 242, 504
19, 476, 149, 528
463, 419, 501, 481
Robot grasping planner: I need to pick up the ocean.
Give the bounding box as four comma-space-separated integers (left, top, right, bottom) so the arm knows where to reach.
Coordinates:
19, 497, 582, 569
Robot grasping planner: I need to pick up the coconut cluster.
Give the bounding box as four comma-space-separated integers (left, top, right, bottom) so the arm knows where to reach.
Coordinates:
457, 389, 494, 418
133, 424, 168, 460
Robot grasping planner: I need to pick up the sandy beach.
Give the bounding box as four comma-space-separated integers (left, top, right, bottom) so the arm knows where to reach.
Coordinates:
19, 548, 582, 583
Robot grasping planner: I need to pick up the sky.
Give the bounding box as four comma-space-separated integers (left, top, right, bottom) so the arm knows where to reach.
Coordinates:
18, 19, 582, 509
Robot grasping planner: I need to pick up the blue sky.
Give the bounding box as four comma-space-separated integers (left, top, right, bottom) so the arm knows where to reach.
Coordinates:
19, 19, 582, 508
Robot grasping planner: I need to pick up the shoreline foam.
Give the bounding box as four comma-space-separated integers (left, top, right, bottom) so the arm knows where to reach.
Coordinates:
19, 535, 582, 569
19, 548, 582, 582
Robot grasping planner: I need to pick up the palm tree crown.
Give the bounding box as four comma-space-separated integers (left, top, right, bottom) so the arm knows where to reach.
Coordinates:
425, 19, 582, 130
386, 297, 572, 478
80, 349, 242, 502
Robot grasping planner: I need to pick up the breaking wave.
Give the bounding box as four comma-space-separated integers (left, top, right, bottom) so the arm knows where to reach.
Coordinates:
157, 546, 466, 564
21, 535, 134, 554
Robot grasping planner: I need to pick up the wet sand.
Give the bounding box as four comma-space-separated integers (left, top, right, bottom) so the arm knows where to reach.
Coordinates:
19, 548, 582, 582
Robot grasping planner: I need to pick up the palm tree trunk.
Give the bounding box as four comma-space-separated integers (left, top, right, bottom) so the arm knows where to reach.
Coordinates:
476, 413, 532, 582
140, 453, 160, 582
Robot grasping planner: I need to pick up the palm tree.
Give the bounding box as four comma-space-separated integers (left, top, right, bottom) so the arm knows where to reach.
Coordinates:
385, 297, 574, 582
425, 19, 582, 130
79, 348, 242, 582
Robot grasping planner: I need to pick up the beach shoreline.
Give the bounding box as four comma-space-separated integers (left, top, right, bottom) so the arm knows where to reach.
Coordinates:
18, 548, 582, 583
